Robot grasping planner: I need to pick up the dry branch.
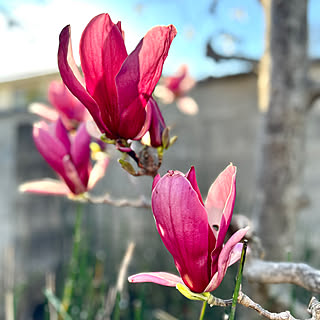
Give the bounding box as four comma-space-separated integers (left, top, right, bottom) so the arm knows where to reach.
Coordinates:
83, 193, 151, 209
245, 258, 320, 293
208, 292, 320, 320
206, 41, 259, 66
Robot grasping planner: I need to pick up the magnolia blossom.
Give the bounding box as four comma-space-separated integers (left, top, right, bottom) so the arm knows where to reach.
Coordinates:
129, 164, 248, 293
29, 81, 89, 130
58, 13, 176, 142
155, 64, 198, 115
19, 119, 108, 196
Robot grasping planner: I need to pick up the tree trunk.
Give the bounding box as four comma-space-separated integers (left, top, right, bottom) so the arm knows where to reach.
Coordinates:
253, 0, 309, 260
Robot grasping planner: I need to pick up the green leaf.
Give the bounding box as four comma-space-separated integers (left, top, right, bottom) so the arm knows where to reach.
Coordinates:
118, 159, 137, 176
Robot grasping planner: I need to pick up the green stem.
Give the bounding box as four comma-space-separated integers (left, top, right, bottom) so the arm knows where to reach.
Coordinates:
229, 239, 248, 320
198, 301, 207, 320
61, 203, 83, 312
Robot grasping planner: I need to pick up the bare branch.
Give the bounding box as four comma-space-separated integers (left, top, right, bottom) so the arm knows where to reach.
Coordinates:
97, 242, 135, 320
245, 258, 320, 293
206, 41, 259, 67
208, 292, 320, 320
81, 193, 151, 209
238, 292, 298, 320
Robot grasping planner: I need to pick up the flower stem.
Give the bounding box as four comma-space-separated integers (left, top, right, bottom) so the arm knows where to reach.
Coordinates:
198, 301, 207, 320
229, 239, 248, 320
61, 202, 83, 312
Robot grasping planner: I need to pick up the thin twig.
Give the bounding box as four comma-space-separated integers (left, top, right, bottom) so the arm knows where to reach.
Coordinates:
206, 41, 259, 66
97, 242, 135, 320
84, 193, 151, 209
46, 272, 58, 320
208, 292, 320, 320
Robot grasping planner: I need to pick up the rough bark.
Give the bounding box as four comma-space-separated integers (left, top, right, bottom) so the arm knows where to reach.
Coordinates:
253, 0, 309, 260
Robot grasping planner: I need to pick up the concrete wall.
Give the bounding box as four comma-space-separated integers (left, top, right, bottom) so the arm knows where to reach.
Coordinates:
1, 71, 320, 318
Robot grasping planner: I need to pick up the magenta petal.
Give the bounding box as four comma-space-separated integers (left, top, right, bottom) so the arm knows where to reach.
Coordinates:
205, 164, 237, 246
152, 171, 214, 293
58, 25, 110, 136
116, 25, 177, 113
128, 272, 182, 287
204, 226, 249, 292
62, 155, 86, 194
133, 99, 153, 140
48, 81, 87, 123
148, 97, 166, 147
54, 118, 71, 152
152, 174, 161, 191
70, 123, 91, 187
185, 166, 204, 205
117, 95, 147, 139
80, 13, 127, 130
33, 122, 68, 176
19, 179, 70, 195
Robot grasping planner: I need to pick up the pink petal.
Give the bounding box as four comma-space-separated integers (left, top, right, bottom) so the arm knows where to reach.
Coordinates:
80, 14, 127, 133
152, 171, 215, 293
185, 166, 204, 205
132, 99, 153, 140
88, 157, 109, 190
33, 122, 68, 176
70, 123, 91, 187
48, 81, 88, 123
128, 272, 182, 287
117, 95, 148, 139
29, 103, 59, 121
205, 164, 237, 247
54, 118, 71, 152
116, 25, 177, 115
62, 155, 87, 194
58, 25, 110, 136
176, 96, 199, 115
152, 174, 161, 191
165, 67, 187, 94
204, 226, 249, 292
19, 179, 70, 195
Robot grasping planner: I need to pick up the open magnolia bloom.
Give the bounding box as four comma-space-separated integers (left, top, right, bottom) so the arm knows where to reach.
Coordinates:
19, 119, 109, 196
129, 164, 249, 293
58, 13, 176, 142
29, 81, 89, 131
154, 64, 198, 115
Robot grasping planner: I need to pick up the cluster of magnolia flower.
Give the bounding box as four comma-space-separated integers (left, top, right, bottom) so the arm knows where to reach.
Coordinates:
20, 13, 248, 303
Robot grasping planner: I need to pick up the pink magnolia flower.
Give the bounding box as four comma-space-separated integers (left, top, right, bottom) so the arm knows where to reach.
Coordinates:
58, 13, 177, 142
29, 81, 89, 130
129, 164, 249, 293
19, 119, 108, 196
155, 64, 198, 115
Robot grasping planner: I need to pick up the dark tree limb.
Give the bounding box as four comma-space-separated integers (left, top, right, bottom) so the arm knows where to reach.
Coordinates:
307, 78, 320, 108
206, 41, 259, 69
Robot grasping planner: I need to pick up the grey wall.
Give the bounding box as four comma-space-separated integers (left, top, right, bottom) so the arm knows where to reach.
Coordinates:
1, 72, 320, 318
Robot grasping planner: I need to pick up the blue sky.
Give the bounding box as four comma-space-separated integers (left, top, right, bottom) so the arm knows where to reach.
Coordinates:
0, 0, 319, 81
